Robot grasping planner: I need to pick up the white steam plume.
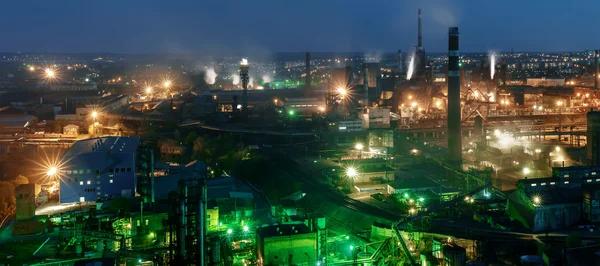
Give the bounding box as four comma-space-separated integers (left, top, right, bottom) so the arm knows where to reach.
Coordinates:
232, 73, 240, 85
204, 67, 217, 85
262, 74, 271, 83
249, 77, 254, 88
489, 52, 496, 80
406, 51, 416, 80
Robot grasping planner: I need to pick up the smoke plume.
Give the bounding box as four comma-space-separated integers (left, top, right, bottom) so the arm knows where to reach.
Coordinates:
204, 67, 217, 85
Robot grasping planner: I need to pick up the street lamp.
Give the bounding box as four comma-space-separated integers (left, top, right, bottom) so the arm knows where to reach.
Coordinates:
243, 225, 249, 232
227, 228, 232, 234
163, 80, 172, 88
355, 143, 364, 151
355, 143, 364, 159
523, 167, 531, 176
47, 167, 57, 178
91, 111, 98, 119
533, 196, 541, 206
346, 167, 357, 178
145, 87, 152, 94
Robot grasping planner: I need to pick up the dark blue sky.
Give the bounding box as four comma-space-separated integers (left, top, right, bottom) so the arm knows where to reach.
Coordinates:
3, 0, 599, 53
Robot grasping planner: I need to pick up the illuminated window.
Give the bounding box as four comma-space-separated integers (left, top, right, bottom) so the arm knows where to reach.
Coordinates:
541, 183, 546, 186
87, 180, 91, 185
564, 181, 570, 184
593, 172, 597, 176
136, 220, 140, 226
531, 184, 537, 187
564, 175, 569, 178
79, 196, 85, 202
145, 219, 149, 226
588, 179, 593, 183
79, 181, 83, 185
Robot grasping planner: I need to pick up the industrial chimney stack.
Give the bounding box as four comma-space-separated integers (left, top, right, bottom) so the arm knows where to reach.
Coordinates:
595, 50, 599, 91
363, 63, 369, 107
305, 52, 311, 95
447, 27, 462, 166
418, 9, 422, 48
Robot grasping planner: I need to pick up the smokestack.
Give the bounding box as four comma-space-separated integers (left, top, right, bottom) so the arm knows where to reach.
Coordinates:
398, 50, 403, 73
447, 27, 462, 166
595, 50, 598, 91
363, 63, 369, 107
305, 52, 311, 94
240, 60, 249, 118
418, 9, 422, 48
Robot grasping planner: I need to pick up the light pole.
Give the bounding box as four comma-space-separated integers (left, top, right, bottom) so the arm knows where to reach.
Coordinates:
355, 143, 364, 159
411, 149, 418, 165
557, 100, 563, 142
346, 167, 358, 189
91, 111, 99, 136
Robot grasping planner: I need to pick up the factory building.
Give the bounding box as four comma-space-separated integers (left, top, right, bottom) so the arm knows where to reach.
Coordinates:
59, 136, 141, 204
256, 223, 317, 266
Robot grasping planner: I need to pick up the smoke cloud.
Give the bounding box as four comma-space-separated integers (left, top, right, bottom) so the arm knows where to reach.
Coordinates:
262, 74, 271, 83
204, 67, 217, 85
232, 73, 240, 85
365, 50, 383, 63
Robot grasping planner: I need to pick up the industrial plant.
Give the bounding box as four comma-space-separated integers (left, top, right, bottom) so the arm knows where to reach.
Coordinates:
2, 4, 600, 266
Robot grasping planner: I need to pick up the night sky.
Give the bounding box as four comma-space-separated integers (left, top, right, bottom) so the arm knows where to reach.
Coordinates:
2, 0, 599, 53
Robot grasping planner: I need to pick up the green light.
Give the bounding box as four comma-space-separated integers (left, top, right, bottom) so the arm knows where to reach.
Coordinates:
288, 110, 295, 116
243, 225, 249, 232
345, 235, 350, 240
278, 110, 283, 113
418, 197, 424, 202
459, 63, 463, 67
227, 228, 232, 234
403, 193, 409, 199
350, 245, 354, 250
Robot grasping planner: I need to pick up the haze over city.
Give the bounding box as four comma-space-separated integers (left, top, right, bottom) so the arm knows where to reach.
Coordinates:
3, 0, 600, 53
2, 1, 600, 265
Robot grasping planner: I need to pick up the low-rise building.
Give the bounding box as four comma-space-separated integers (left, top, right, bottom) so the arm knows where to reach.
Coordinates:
59, 136, 141, 204
256, 223, 317, 266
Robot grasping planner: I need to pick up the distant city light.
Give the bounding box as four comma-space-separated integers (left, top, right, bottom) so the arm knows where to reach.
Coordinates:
85, 78, 89, 82
28, 66, 35, 71
241, 58, 249, 66
336, 87, 347, 96
227, 228, 232, 234
288, 110, 295, 116
243, 225, 249, 232
146, 87, 152, 94
555, 146, 561, 152
523, 167, 531, 175
163, 80, 172, 88
411, 102, 417, 107
318, 106, 325, 112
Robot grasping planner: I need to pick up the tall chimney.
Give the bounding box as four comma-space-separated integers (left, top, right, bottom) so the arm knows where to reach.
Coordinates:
239, 60, 249, 118
363, 63, 369, 107
595, 50, 598, 91
418, 9, 422, 48
305, 52, 311, 94
447, 27, 462, 166
397, 50, 403, 73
